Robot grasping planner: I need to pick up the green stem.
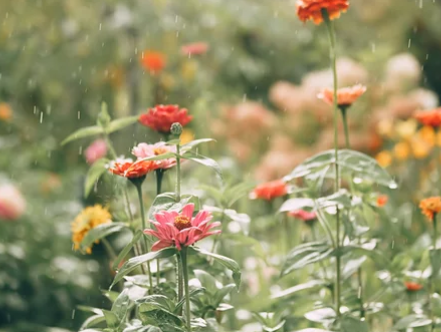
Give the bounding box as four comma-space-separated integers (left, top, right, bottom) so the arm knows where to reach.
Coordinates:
155, 169, 164, 287
322, 8, 341, 318
101, 238, 117, 260
181, 247, 192, 332
177, 254, 184, 306
176, 143, 181, 202
311, 224, 329, 280
104, 133, 118, 159
341, 107, 350, 149
431, 214, 438, 332
135, 182, 154, 294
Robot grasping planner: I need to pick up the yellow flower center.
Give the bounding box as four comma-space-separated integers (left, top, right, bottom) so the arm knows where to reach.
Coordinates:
174, 215, 192, 231
154, 147, 168, 155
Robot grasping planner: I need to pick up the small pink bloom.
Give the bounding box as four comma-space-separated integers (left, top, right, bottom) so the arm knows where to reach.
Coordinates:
0, 184, 26, 221
288, 210, 317, 222
132, 142, 177, 170
181, 42, 209, 56
144, 204, 221, 251
84, 139, 107, 164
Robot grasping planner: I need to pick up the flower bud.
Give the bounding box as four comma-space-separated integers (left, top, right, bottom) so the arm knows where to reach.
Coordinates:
170, 122, 183, 136
97, 102, 111, 129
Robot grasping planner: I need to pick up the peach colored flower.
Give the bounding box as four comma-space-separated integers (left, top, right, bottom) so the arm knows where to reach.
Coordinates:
145, 204, 221, 251
139, 104, 192, 133
404, 281, 423, 292
181, 42, 209, 56
296, 0, 349, 24
84, 139, 107, 164
108, 159, 157, 178
0, 184, 26, 221
318, 85, 367, 107
376, 195, 388, 207
140, 50, 166, 74
419, 197, 441, 221
250, 180, 289, 201
132, 142, 177, 170
414, 108, 441, 128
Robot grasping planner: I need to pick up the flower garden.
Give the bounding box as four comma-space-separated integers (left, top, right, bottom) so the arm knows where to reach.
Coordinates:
3, 1, 441, 332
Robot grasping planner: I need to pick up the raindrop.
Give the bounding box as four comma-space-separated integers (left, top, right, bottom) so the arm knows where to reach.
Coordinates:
388, 182, 398, 189
99, 23, 102, 31
78, 111, 81, 119
39, 112, 43, 123
72, 309, 76, 319
408, 39, 412, 48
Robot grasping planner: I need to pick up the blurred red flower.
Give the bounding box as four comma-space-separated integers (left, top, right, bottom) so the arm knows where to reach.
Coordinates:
181, 42, 209, 56
250, 180, 288, 201
404, 281, 423, 292
140, 50, 166, 74
318, 85, 367, 107
296, 0, 349, 24
414, 108, 441, 128
139, 104, 192, 133
376, 195, 388, 207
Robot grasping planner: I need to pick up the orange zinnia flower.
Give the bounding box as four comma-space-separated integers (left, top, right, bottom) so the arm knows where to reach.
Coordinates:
250, 180, 289, 201
318, 85, 367, 108
296, 0, 349, 24
414, 108, 441, 128
140, 50, 166, 74
109, 160, 157, 179
419, 197, 441, 221
404, 281, 423, 292
377, 195, 388, 207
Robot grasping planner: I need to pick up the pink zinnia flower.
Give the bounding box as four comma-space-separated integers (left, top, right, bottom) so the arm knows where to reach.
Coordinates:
84, 139, 108, 164
132, 142, 177, 170
0, 184, 26, 221
181, 42, 209, 56
144, 204, 221, 251
288, 210, 317, 223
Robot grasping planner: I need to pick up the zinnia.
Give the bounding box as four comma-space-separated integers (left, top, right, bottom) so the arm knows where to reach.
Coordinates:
419, 197, 441, 221
108, 159, 157, 178
0, 184, 26, 221
139, 104, 192, 133
181, 42, 209, 56
144, 204, 221, 251
71, 205, 112, 254
132, 142, 177, 170
288, 210, 317, 223
404, 281, 423, 292
376, 195, 388, 207
140, 50, 166, 74
318, 85, 366, 107
84, 139, 107, 164
414, 108, 441, 128
296, 0, 350, 24
250, 180, 289, 201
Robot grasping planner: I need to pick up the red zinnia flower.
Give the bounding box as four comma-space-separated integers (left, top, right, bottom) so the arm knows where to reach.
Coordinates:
376, 195, 388, 207
296, 0, 349, 25
288, 210, 317, 222
318, 85, 367, 107
140, 50, 166, 74
250, 180, 289, 201
108, 159, 157, 178
414, 108, 441, 128
405, 281, 423, 292
139, 104, 193, 133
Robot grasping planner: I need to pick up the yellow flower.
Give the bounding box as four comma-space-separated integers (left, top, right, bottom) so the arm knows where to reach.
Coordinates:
71, 205, 111, 254
395, 119, 417, 140
411, 138, 431, 159
394, 142, 410, 160
376, 151, 392, 168
180, 129, 195, 145
181, 60, 198, 82
418, 126, 436, 147
0, 103, 12, 122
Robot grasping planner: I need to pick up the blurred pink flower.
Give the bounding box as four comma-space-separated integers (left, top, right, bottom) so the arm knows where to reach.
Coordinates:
0, 184, 26, 221
144, 204, 221, 251
132, 142, 177, 170
288, 210, 317, 222
84, 139, 107, 164
181, 42, 209, 56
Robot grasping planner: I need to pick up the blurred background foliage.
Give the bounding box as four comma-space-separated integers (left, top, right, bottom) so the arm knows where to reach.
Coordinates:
2, 0, 441, 331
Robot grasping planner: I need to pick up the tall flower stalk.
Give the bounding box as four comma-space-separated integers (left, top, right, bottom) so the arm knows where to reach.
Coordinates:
322, 8, 342, 316
180, 246, 192, 332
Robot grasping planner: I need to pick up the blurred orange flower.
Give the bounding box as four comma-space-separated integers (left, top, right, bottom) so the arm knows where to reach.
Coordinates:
376, 151, 392, 168
0, 103, 12, 121
296, 0, 349, 24
109, 160, 157, 179
140, 50, 166, 74
318, 85, 366, 107
376, 195, 388, 207
404, 281, 423, 292
414, 108, 441, 128
393, 142, 410, 160
250, 180, 289, 201
419, 197, 441, 221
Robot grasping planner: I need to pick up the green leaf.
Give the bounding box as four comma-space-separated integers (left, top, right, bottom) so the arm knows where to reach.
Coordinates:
430, 248, 441, 277
393, 315, 432, 329
112, 231, 142, 270
80, 314, 106, 329
81, 223, 127, 251
224, 182, 256, 207
111, 289, 130, 322
192, 247, 241, 288
84, 158, 109, 197
107, 116, 138, 133
61, 126, 104, 145
182, 152, 223, 179
214, 284, 236, 304
194, 270, 218, 293
148, 193, 200, 221
181, 138, 216, 151
136, 294, 174, 312
111, 247, 178, 289
102, 310, 119, 329
279, 190, 351, 213
293, 330, 333, 332
175, 288, 206, 314
271, 280, 328, 300
284, 149, 397, 188
335, 241, 389, 267
281, 241, 333, 276
340, 316, 369, 332
304, 308, 336, 324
